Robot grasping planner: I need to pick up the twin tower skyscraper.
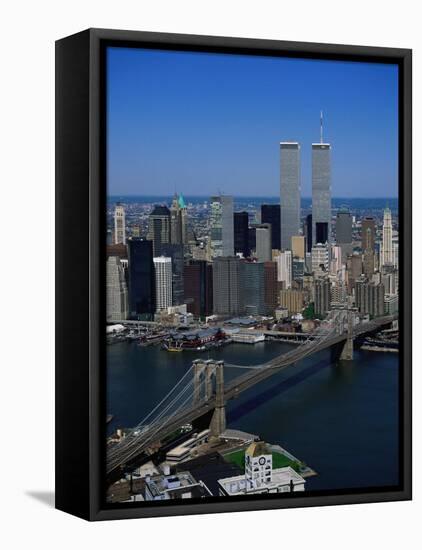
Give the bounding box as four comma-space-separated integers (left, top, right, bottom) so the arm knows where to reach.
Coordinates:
280, 117, 331, 252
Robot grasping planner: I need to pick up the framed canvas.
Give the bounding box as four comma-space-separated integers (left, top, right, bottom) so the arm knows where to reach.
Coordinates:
55, 28, 412, 521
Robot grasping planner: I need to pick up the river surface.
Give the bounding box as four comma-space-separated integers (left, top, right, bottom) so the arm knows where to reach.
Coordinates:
107, 340, 399, 492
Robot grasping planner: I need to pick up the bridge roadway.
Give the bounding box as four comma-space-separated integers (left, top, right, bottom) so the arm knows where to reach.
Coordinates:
106, 314, 396, 477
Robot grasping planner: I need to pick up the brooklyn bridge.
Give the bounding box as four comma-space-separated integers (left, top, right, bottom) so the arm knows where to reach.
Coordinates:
106, 311, 396, 480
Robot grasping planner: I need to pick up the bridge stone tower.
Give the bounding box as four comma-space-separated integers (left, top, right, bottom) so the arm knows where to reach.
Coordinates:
340, 309, 354, 360
192, 359, 226, 438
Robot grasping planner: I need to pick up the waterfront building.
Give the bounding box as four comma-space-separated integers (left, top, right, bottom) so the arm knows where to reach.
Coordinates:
276, 250, 292, 289
144, 471, 212, 501
336, 209, 352, 257
311, 243, 329, 275
314, 277, 331, 318
384, 294, 399, 315
184, 260, 213, 318
106, 256, 129, 321
170, 193, 187, 245
234, 211, 250, 258
153, 256, 173, 312
161, 243, 185, 306
361, 217, 376, 252
212, 256, 242, 316
255, 224, 272, 262
127, 238, 155, 318
355, 278, 385, 317
280, 142, 301, 250
312, 133, 332, 244
264, 261, 278, 314
114, 204, 126, 245
280, 289, 304, 315
241, 261, 266, 315
210, 195, 234, 257
381, 207, 393, 266
148, 205, 171, 256
218, 441, 305, 496
261, 204, 281, 250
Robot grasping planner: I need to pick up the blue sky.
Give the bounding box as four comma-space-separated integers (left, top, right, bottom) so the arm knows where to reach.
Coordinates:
107, 47, 398, 198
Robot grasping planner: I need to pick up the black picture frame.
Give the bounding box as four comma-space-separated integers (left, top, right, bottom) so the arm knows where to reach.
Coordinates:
55, 28, 412, 521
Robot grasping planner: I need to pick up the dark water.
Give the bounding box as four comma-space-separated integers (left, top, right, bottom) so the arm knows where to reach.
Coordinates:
107, 341, 399, 491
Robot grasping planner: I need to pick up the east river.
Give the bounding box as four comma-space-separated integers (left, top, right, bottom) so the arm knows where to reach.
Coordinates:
107, 340, 399, 491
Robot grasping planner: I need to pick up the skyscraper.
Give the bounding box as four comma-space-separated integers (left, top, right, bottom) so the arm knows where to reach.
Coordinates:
170, 193, 187, 245
241, 261, 266, 315
114, 204, 126, 245
315, 277, 331, 318
381, 207, 393, 266
212, 256, 242, 315
127, 238, 155, 318
280, 142, 301, 250
234, 211, 250, 258
304, 213, 312, 253
264, 261, 278, 314
153, 256, 173, 312
276, 250, 292, 289
255, 224, 272, 262
311, 243, 329, 275
336, 209, 352, 257
161, 243, 185, 306
184, 260, 213, 318
361, 217, 376, 252
148, 205, 171, 256
106, 256, 129, 321
261, 204, 281, 250
291, 235, 305, 259
210, 195, 234, 257
312, 119, 331, 245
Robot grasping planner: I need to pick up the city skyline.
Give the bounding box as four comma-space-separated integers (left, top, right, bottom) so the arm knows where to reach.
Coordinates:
107, 48, 398, 198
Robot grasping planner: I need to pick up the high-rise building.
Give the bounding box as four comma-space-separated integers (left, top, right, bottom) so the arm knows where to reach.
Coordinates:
106, 256, 129, 321
292, 257, 305, 283
255, 224, 272, 262
315, 277, 331, 318
248, 227, 256, 254
280, 142, 301, 250
280, 289, 305, 315
114, 204, 126, 245
330, 245, 342, 275
170, 193, 187, 245
234, 211, 250, 258
184, 260, 213, 318
361, 217, 376, 252
148, 205, 171, 256
210, 195, 234, 257
363, 249, 375, 277
161, 244, 185, 306
311, 243, 329, 275
304, 213, 312, 253
381, 207, 393, 266
336, 209, 352, 257
291, 235, 305, 259
127, 238, 155, 318
212, 256, 242, 316
355, 279, 385, 317
264, 262, 278, 314
347, 252, 363, 291
312, 135, 331, 244
276, 249, 292, 289
261, 204, 281, 250
241, 262, 266, 315
153, 256, 173, 312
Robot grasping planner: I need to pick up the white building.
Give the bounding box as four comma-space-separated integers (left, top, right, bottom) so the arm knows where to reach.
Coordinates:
153, 256, 173, 311
276, 250, 292, 289
381, 207, 393, 266
114, 204, 126, 245
210, 195, 234, 257
106, 256, 128, 321
218, 441, 306, 496
311, 243, 329, 276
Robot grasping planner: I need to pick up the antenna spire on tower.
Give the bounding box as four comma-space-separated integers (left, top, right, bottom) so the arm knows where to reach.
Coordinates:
320, 110, 323, 143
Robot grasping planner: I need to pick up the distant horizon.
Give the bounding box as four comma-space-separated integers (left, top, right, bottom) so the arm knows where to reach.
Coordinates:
108, 194, 399, 200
